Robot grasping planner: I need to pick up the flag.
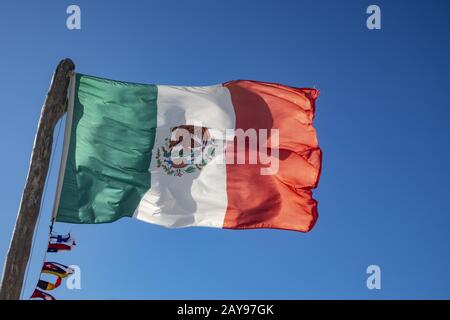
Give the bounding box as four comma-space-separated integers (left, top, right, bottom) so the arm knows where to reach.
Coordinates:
48, 232, 76, 252
30, 289, 55, 300
47, 243, 74, 253
41, 262, 74, 278
49, 232, 75, 244
54, 74, 321, 232
37, 277, 62, 291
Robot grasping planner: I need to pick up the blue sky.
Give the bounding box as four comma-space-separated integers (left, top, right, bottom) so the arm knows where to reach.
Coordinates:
1, 0, 450, 299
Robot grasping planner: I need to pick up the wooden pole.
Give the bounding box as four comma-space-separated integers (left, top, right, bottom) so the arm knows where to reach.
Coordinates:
0, 59, 75, 300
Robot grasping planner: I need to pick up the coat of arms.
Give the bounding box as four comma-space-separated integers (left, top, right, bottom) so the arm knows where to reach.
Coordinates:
155, 125, 217, 177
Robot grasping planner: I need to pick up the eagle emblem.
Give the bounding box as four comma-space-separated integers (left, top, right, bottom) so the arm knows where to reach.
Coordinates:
155, 125, 217, 177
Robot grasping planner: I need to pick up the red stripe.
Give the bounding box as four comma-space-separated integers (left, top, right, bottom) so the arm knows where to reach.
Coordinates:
223, 80, 321, 232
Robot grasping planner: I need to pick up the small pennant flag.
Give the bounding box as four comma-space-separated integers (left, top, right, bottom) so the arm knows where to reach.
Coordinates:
48, 232, 75, 252
47, 243, 74, 253
41, 262, 73, 278
30, 289, 55, 301
37, 277, 62, 291
49, 232, 75, 244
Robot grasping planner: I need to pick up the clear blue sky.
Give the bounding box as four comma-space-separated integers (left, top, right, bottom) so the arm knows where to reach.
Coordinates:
1, 0, 449, 299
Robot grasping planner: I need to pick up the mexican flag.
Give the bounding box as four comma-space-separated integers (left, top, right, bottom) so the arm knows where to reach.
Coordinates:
53, 74, 321, 232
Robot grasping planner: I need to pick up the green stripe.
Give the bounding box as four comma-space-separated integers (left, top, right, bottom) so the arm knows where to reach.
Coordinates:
56, 74, 157, 223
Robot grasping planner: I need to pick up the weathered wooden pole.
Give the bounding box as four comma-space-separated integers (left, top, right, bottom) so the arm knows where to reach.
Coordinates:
0, 59, 75, 300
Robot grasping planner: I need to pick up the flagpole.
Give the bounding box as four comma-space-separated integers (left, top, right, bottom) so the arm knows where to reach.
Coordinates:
0, 59, 75, 300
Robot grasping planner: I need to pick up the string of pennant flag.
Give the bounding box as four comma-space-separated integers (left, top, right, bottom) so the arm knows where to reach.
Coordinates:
30, 230, 76, 300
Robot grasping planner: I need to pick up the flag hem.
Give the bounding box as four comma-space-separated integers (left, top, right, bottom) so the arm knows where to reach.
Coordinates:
51, 72, 76, 220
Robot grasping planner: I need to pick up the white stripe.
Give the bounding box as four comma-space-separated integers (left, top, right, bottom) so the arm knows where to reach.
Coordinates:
133, 84, 235, 228
52, 72, 76, 219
